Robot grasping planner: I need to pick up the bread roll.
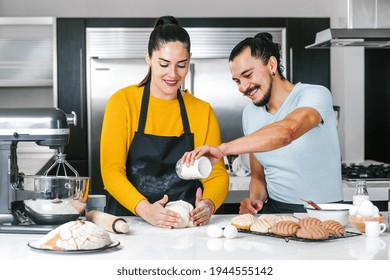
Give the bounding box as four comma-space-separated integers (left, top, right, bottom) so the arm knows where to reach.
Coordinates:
250, 215, 279, 233
321, 220, 345, 235
39, 220, 111, 250
231, 214, 256, 229
296, 225, 329, 240
269, 221, 300, 237
299, 217, 322, 227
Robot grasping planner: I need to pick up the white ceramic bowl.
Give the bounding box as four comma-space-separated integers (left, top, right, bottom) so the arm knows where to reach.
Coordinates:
304, 203, 354, 226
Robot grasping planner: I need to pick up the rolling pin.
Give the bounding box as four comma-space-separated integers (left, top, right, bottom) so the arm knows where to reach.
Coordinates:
86, 210, 129, 234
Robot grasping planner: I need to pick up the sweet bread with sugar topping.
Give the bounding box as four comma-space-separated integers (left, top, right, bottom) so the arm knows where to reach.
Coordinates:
231, 214, 256, 230
269, 221, 300, 237
299, 217, 322, 227
296, 225, 329, 240
321, 220, 345, 235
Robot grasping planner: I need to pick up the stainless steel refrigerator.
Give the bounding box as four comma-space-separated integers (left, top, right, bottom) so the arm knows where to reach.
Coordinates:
87, 27, 286, 194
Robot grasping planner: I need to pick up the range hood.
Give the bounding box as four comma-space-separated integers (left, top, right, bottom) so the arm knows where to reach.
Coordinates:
305, 28, 390, 49
306, 0, 390, 49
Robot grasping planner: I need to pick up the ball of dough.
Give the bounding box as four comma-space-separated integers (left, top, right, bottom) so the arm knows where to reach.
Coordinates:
165, 200, 194, 228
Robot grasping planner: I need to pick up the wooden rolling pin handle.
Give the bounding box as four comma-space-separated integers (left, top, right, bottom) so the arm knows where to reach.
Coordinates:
112, 218, 128, 234
86, 210, 129, 234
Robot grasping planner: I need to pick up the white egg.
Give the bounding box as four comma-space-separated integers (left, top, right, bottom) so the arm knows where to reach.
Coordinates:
360, 200, 373, 208
349, 205, 359, 216
223, 225, 238, 239
372, 205, 379, 215
206, 225, 223, 238
357, 205, 374, 217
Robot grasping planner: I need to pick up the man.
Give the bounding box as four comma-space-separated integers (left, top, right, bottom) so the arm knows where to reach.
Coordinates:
181, 32, 343, 214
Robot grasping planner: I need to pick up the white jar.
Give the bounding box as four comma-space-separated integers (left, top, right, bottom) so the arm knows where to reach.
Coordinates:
175, 156, 212, 180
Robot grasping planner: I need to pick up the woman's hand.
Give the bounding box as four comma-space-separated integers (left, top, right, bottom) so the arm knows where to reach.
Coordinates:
135, 195, 181, 228
239, 198, 263, 215
190, 188, 214, 226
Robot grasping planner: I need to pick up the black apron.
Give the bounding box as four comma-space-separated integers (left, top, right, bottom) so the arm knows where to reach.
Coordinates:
106, 83, 202, 216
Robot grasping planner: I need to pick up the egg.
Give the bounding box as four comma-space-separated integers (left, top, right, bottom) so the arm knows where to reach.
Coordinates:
206, 225, 223, 238
357, 205, 374, 217
223, 225, 238, 239
349, 205, 359, 216
360, 200, 373, 208
372, 205, 379, 215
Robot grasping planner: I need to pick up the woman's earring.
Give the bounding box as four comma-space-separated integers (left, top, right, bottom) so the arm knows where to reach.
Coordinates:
272, 72, 275, 76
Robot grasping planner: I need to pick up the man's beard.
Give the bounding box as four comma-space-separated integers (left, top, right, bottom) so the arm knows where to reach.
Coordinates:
253, 81, 272, 107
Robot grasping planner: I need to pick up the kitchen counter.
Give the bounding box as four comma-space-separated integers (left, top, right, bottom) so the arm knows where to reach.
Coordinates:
0, 214, 389, 261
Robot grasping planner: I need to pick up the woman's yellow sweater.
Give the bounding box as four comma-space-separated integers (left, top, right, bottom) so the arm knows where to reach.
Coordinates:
100, 84, 229, 214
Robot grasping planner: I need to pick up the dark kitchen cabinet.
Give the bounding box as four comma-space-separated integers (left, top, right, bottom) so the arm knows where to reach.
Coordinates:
365, 49, 390, 163
57, 19, 88, 176
286, 18, 330, 87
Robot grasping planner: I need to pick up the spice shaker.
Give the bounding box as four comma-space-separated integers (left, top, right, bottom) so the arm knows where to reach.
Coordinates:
352, 180, 369, 206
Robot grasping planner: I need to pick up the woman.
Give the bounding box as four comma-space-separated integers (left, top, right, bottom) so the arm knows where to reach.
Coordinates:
100, 16, 229, 228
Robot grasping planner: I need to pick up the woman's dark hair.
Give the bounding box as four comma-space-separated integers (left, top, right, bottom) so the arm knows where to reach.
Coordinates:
139, 16, 191, 86
229, 32, 285, 78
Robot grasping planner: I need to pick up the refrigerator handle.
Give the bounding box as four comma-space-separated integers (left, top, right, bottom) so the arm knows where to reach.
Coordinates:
189, 63, 195, 95
79, 48, 84, 129
183, 63, 195, 95
289, 47, 293, 82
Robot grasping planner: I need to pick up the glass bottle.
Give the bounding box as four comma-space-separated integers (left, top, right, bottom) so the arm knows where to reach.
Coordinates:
352, 180, 369, 206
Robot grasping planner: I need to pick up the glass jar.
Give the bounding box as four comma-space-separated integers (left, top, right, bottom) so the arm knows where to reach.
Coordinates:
352, 180, 369, 206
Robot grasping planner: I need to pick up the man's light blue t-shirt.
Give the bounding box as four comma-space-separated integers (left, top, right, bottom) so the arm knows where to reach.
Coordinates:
242, 82, 343, 204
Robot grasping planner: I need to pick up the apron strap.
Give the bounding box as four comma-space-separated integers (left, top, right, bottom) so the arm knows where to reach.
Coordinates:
137, 83, 151, 133
177, 89, 191, 134
137, 83, 191, 134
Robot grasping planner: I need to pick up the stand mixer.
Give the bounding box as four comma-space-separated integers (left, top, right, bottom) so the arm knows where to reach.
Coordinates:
0, 108, 90, 233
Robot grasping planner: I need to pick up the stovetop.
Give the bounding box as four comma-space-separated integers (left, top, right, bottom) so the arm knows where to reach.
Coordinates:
342, 162, 390, 181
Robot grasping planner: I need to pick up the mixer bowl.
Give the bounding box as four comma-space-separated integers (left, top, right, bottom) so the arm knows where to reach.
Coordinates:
19, 175, 90, 225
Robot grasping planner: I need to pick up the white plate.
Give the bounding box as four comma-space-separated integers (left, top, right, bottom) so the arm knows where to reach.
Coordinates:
27, 239, 120, 254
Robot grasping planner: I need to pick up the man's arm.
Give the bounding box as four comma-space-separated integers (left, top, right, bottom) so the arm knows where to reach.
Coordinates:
239, 153, 267, 214
221, 107, 322, 156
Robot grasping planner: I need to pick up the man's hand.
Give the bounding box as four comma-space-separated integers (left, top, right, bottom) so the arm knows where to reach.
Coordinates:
239, 198, 263, 214
181, 145, 223, 167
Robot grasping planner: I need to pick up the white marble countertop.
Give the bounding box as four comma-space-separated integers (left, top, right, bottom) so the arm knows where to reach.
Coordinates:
0, 214, 389, 261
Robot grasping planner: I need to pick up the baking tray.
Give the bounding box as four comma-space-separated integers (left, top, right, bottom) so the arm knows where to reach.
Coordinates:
238, 228, 362, 243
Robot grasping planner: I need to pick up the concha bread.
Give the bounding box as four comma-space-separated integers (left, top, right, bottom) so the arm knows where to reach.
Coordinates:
250, 215, 279, 233
39, 220, 111, 250
269, 221, 300, 237
277, 215, 300, 223
231, 214, 256, 229
299, 217, 322, 227
296, 225, 329, 240
165, 200, 195, 228
321, 220, 345, 235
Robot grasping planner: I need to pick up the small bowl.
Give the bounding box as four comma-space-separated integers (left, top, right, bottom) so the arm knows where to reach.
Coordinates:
348, 215, 385, 233
304, 203, 353, 226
